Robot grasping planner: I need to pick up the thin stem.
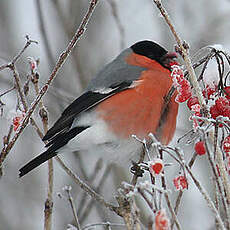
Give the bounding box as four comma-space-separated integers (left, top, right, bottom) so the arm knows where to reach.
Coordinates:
65, 187, 81, 230
152, 0, 207, 114
55, 156, 117, 213
35, 0, 55, 69
185, 165, 225, 229
0, 0, 99, 174
0, 86, 15, 98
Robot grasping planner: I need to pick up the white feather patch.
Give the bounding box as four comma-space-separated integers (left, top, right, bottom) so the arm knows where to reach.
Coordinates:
93, 80, 142, 94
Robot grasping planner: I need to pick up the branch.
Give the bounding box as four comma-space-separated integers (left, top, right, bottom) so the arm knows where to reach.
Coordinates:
64, 186, 81, 230
0, 0, 99, 175
152, 0, 230, 213
152, 0, 207, 113
185, 164, 226, 230
35, 0, 55, 69
55, 156, 117, 213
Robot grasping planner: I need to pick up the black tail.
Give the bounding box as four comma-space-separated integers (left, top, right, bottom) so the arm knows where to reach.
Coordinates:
19, 150, 57, 177
19, 126, 89, 177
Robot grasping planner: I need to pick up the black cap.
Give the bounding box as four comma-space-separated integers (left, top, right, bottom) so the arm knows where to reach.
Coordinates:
131, 40, 168, 62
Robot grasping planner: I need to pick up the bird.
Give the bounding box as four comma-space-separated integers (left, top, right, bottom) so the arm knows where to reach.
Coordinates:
19, 40, 179, 177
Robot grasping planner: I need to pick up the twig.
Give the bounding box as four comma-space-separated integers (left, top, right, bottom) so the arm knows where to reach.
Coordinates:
137, 188, 155, 213
185, 164, 225, 230
35, 0, 55, 69
79, 162, 110, 222
171, 153, 197, 229
3, 125, 13, 147
82, 222, 124, 230
31, 65, 53, 230
202, 131, 230, 226
11, 35, 38, 65
152, 0, 230, 219
173, 147, 226, 229
0, 63, 10, 71
65, 186, 81, 230
0, 0, 99, 175
152, 0, 207, 113
0, 86, 15, 98
0, 39, 43, 176
55, 156, 117, 213
107, 0, 125, 50
211, 132, 230, 205
131, 146, 146, 186
9, 63, 28, 111
160, 151, 181, 230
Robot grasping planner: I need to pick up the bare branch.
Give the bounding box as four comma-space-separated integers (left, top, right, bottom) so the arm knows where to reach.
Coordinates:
55, 156, 117, 213
64, 186, 81, 230
0, 0, 99, 175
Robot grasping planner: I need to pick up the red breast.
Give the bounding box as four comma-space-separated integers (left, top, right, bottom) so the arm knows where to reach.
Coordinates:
96, 52, 178, 144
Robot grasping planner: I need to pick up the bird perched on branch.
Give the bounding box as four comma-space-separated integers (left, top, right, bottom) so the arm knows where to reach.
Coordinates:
19, 40, 179, 177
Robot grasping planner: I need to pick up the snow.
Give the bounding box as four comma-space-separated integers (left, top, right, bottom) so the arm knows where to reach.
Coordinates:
203, 58, 220, 88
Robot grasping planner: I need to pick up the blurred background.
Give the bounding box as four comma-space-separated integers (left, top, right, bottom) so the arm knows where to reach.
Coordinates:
1, 0, 230, 229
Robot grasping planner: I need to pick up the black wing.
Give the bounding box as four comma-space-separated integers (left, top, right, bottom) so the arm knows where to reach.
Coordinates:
19, 81, 133, 177
43, 81, 133, 142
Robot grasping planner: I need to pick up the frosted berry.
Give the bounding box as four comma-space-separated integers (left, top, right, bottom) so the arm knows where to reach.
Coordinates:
223, 136, 230, 153
155, 209, 170, 230
224, 86, 230, 100
215, 97, 229, 112
187, 97, 199, 110
202, 85, 216, 99
173, 175, 188, 190
210, 104, 221, 119
149, 159, 164, 176
195, 141, 206, 155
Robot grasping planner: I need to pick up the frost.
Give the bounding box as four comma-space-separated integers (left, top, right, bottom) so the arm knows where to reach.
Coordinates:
67, 224, 78, 230
121, 181, 134, 190
62, 185, 72, 191
139, 180, 152, 189
203, 59, 220, 88
209, 44, 225, 52
126, 191, 135, 198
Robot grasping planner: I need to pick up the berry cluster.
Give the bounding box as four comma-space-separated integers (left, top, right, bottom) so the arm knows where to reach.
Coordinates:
171, 65, 192, 103
186, 85, 230, 120
12, 112, 25, 131
155, 209, 170, 230
210, 95, 230, 119
173, 175, 188, 190
171, 64, 230, 121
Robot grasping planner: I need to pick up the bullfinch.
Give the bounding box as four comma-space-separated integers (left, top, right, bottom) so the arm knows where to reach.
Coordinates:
19, 40, 179, 177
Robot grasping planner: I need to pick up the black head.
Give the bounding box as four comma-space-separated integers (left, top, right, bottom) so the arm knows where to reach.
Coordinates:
130, 40, 177, 69
131, 40, 167, 61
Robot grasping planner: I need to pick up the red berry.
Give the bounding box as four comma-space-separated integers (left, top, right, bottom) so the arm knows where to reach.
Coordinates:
195, 141, 206, 155
223, 136, 230, 153
202, 85, 216, 99
155, 209, 170, 230
175, 94, 187, 103
12, 112, 25, 132
149, 159, 164, 176
222, 106, 230, 118
187, 97, 199, 110
210, 104, 221, 119
169, 61, 179, 67
179, 79, 190, 89
173, 175, 188, 190
215, 97, 230, 113
224, 86, 230, 100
